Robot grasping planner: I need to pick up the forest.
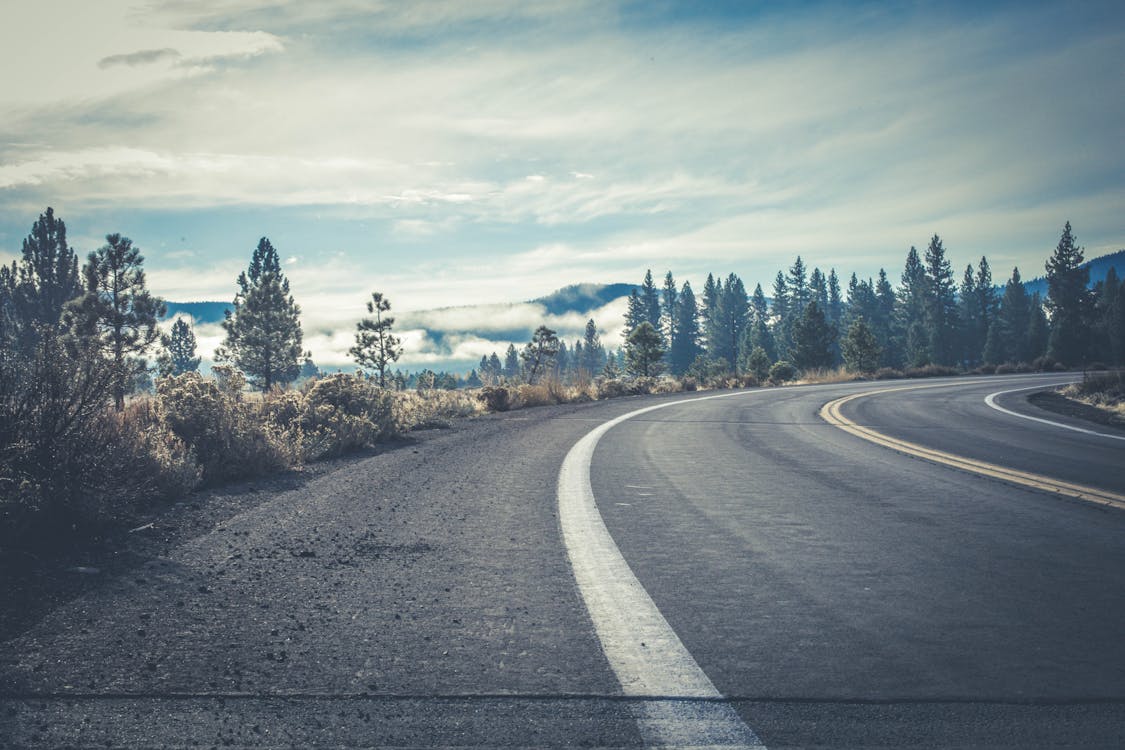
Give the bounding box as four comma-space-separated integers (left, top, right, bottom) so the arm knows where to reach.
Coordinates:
1, 208, 1122, 549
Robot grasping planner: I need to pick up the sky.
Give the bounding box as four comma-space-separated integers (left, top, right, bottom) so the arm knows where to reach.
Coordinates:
2, 0, 1123, 369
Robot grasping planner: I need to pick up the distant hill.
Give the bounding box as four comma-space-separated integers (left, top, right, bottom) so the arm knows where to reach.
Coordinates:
1022, 249, 1125, 298
530, 283, 638, 316
163, 301, 230, 323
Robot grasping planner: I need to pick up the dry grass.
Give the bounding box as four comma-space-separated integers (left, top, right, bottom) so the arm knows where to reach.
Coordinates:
793, 366, 866, 386
1062, 371, 1125, 416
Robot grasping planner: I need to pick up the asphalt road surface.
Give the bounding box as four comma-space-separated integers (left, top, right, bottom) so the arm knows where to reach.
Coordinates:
3, 373, 1124, 748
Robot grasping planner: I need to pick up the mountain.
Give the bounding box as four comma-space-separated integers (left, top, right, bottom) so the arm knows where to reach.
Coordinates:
1021, 249, 1125, 299
531, 283, 638, 316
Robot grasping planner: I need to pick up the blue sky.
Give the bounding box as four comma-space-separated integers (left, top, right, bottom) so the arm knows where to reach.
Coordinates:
2, 0, 1123, 368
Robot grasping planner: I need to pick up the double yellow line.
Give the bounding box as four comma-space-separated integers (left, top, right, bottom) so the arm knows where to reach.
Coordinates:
820, 386, 1125, 512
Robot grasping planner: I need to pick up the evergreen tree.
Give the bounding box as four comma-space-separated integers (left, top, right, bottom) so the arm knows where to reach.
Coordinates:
503, 343, 521, 380
603, 351, 621, 379
770, 270, 790, 358
959, 264, 980, 365
809, 268, 828, 313
623, 289, 644, 339
747, 282, 776, 361
991, 268, 1031, 364
701, 273, 719, 349
1045, 221, 1094, 365
710, 273, 748, 368
661, 271, 678, 346
827, 269, 843, 330
4, 207, 83, 352
898, 246, 929, 367
1103, 269, 1125, 365
581, 318, 606, 375
742, 345, 772, 381
77, 233, 165, 409
218, 238, 305, 391
1093, 266, 1120, 364
874, 269, 897, 366
668, 281, 701, 375
639, 270, 662, 330
791, 301, 836, 370
521, 325, 560, 384
923, 234, 959, 366
624, 321, 665, 377
975, 257, 997, 352
349, 291, 402, 387
465, 369, 483, 387
787, 256, 809, 317
158, 317, 201, 377
841, 319, 881, 373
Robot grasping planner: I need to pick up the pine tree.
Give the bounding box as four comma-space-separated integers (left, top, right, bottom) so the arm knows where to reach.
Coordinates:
1045, 221, 1094, 365
841, 319, 881, 373
898, 246, 928, 367
809, 268, 828, 313
874, 269, 897, 366
1104, 270, 1125, 365
701, 273, 719, 349
623, 289, 644, 340
787, 256, 809, 317
661, 271, 678, 346
624, 321, 665, 377
992, 267, 1031, 364
159, 318, 201, 376
77, 233, 165, 409
521, 325, 560, 384
827, 269, 843, 330
350, 291, 402, 387
742, 345, 772, 382
554, 340, 569, 381
791, 301, 836, 370
503, 343, 520, 380
770, 270, 790, 358
217, 237, 305, 391
639, 270, 662, 330
1093, 266, 1119, 364
581, 318, 606, 375
5, 207, 83, 352
668, 281, 702, 375
923, 234, 958, 366
710, 273, 748, 368
747, 282, 776, 361
958, 264, 980, 365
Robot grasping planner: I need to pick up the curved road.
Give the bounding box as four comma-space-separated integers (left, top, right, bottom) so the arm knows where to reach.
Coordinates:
592, 373, 1125, 747
2, 373, 1123, 747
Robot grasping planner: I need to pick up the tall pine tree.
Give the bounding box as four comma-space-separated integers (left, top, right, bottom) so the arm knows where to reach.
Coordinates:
349, 291, 403, 387
668, 281, 702, 375
1045, 221, 1093, 365
218, 237, 305, 391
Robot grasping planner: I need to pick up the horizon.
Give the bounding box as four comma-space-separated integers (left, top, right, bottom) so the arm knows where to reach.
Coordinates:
2, 0, 1124, 368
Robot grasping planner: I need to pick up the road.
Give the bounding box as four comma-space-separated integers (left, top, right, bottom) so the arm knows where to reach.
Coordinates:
2, 373, 1124, 747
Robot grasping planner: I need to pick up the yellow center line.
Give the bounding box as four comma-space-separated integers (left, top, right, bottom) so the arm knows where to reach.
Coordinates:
819, 385, 1125, 512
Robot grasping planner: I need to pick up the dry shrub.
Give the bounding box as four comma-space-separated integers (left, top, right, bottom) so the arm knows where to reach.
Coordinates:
395, 388, 485, 431
902, 364, 960, 378
157, 372, 288, 485
299, 373, 397, 459
1065, 371, 1125, 405
874, 367, 903, 380
478, 385, 514, 412
515, 383, 557, 408
795, 367, 861, 385
994, 363, 1016, 374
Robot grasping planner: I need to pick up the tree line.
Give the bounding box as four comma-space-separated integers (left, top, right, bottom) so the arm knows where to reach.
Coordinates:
614, 222, 1122, 380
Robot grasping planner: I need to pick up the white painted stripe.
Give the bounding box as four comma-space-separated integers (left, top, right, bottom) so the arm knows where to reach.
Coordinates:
984, 383, 1125, 441
557, 391, 765, 748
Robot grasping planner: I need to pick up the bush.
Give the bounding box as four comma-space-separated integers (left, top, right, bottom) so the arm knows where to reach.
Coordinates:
902, 364, 959, 378
995, 362, 1016, 374
395, 388, 485, 430
768, 360, 797, 384
478, 385, 513, 412
157, 372, 288, 484
515, 383, 556, 408
974, 364, 997, 375
299, 373, 397, 459
1031, 355, 1058, 372
873, 367, 904, 380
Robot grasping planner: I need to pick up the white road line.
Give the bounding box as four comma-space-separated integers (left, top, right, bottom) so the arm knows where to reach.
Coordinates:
984, 382, 1125, 441
557, 391, 765, 749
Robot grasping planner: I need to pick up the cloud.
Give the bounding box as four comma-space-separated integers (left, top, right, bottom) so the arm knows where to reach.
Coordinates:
98, 48, 182, 68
